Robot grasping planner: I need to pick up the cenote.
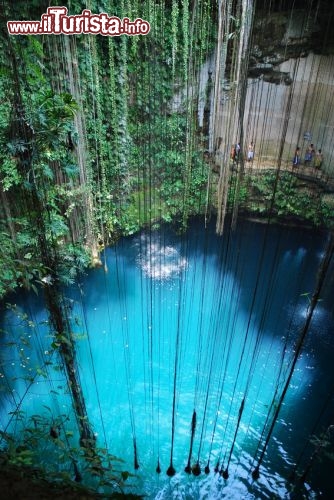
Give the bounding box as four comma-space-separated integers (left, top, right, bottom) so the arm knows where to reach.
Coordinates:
2, 1, 334, 498
1, 218, 334, 499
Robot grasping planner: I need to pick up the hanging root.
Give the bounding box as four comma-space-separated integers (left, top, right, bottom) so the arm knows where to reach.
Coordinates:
252, 465, 260, 480
156, 460, 161, 474
49, 426, 59, 439
204, 462, 210, 474
222, 467, 229, 479
72, 460, 82, 483
191, 410, 197, 435
79, 432, 96, 450
192, 461, 201, 476
166, 463, 176, 477
185, 410, 197, 474
184, 463, 192, 474
133, 438, 139, 470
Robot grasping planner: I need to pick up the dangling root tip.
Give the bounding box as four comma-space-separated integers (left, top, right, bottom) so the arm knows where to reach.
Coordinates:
192, 462, 201, 476
166, 464, 176, 477
252, 467, 260, 480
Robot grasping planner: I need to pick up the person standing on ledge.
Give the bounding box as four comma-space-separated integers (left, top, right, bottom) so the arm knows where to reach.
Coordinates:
247, 141, 255, 162
230, 144, 236, 162
314, 149, 323, 169
236, 142, 241, 161
304, 143, 315, 166
292, 146, 301, 167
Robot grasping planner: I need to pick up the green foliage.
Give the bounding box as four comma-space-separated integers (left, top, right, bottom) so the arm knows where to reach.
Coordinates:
0, 218, 45, 297
171, 0, 179, 78
228, 175, 248, 206
57, 244, 91, 285
0, 157, 21, 191
246, 170, 332, 227
0, 412, 132, 495
0, 38, 85, 293
320, 194, 334, 228
123, 114, 208, 232
309, 426, 334, 462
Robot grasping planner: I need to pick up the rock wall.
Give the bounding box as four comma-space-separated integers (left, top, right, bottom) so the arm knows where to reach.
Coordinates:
239, 52, 334, 169
214, 7, 334, 174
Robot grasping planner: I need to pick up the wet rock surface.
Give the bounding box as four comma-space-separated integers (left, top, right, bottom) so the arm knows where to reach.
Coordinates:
249, 5, 334, 83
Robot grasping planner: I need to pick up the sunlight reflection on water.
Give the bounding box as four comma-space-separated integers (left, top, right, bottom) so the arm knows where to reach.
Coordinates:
136, 234, 188, 280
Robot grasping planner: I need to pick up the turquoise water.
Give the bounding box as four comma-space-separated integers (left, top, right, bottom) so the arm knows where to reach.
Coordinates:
1, 218, 333, 498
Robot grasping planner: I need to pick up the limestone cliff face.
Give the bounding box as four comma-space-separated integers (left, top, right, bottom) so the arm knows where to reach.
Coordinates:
250, 6, 334, 85
211, 5, 334, 175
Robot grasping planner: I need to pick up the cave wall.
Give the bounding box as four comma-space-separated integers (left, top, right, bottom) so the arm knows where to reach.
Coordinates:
239, 52, 334, 169
215, 7, 334, 173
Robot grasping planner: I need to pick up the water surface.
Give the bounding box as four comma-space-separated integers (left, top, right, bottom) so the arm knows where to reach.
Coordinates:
1, 218, 333, 498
